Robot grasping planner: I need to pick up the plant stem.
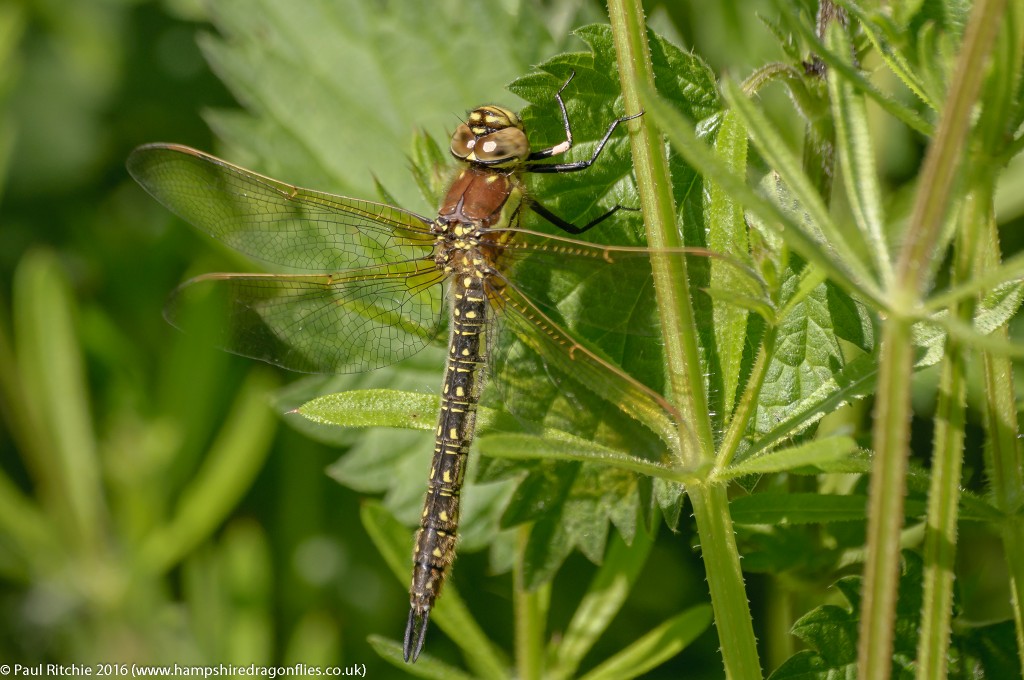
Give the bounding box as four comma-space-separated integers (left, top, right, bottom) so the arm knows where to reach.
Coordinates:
915, 195, 975, 679
514, 525, 547, 680
688, 484, 762, 679
859, 1, 1006, 676
606, 1, 761, 677
893, 0, 1007, 300
979, 211, 1024, 667
605, 0, 713, 467
859, 316, 915, 680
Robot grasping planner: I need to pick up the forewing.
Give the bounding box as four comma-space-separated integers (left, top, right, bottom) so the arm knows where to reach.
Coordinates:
128, 143, 435, 272
168, 262, 445, 373
491, 229, 765, 338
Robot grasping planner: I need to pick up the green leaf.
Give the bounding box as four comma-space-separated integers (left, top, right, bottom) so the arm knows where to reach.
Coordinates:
718, 436, 858, 480
200, 0, 564, 212
299, 388, 441, 431
642, 86, 882, 309
768, 553, 1020, 679
548, 524, 656, 680
367, 636, 477, 680
707, 109, 751, 421
479, 432, 697, 483
579, 605, 713, 680
750, 279, 873, 439
138, 369, 279, 574
510, 460, 643, 586
13, 250, 104, 553
719, 78, 881, 299
846, 3, 939, 110
310, 386, 516, 554
826, 22, 892, 288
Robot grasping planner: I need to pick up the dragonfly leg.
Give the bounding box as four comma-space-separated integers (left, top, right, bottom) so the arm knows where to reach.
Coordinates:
530, 201, 638, 236
525, 70, 577, 162
525, 105, 644, 175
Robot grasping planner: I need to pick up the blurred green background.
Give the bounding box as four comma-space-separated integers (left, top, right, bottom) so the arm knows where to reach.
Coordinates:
7, 0, 1018, 677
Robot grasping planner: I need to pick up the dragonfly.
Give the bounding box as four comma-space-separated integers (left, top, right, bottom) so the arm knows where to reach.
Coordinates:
128, 73, 718, 662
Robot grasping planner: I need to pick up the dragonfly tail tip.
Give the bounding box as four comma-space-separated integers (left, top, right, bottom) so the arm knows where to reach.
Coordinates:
403, 607, 431, 663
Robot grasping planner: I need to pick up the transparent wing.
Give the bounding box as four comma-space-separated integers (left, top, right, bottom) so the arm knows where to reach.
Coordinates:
487, 273, 685, 454
490, 228, 766, 338
127, 143, 436, 272
168, 262, 445, 374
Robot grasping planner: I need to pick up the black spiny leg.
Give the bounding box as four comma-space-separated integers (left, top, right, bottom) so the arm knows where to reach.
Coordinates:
521, 71, 643, 234
404, 609, 430, 662
530, 202, 637, 236
523, 70, 643, 174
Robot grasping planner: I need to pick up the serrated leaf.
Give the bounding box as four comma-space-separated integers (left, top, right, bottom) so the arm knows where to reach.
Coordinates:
751, 279, 870, 438
707, 109, 751, 420
768, 555, 939, 679
201, 0, 562, 212
512, 460, 644, 587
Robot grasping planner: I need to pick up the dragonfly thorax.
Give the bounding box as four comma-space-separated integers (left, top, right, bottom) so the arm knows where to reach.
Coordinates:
451, 105, 529, 168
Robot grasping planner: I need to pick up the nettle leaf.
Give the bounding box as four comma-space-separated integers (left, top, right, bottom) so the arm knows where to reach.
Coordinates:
768, 553, 1022, 679
200, 0, 564, 212
748, 274, 876, 442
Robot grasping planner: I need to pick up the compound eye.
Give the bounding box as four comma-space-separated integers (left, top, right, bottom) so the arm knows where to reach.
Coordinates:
450, 124, 476, 159
474, 127, 529, 163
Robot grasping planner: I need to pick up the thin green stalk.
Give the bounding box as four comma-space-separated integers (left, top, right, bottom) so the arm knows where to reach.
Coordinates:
606, 1, 761, 677
859, 316, 915, 680
514, 525, 547, 680
915, 199, 974, 679
763, 575, 794, 672
605, 0, 713, 466
687, 484, 761, 679
860, 1, 1006, 676
975, 2, 1024, 665
893, 0, 1006, 302
716, 326, 777, 471
979, 212, 1024, 667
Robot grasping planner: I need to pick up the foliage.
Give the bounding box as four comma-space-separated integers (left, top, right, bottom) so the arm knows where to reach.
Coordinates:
3, 0, 1024, 678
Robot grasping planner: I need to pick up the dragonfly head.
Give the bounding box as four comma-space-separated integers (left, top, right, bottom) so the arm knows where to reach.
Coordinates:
451, 105, 529, 168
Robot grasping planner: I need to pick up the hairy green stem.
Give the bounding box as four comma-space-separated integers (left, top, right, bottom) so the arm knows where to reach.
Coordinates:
859, 316, 915, 679
915, 197, 974, 679
859, 1, 1006, 677
606, 0, 761, 677
605, 0, 713, 466
979, 211, 1024, 667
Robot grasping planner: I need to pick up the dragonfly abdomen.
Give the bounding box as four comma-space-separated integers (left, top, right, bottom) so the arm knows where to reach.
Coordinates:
406, 269, 491, 661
